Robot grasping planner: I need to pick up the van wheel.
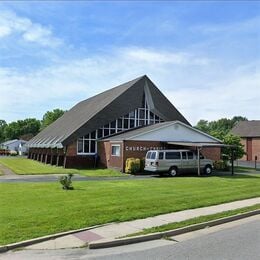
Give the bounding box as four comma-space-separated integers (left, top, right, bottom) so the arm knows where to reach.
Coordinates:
204, 165, 212, 175
169, 167, 178, 177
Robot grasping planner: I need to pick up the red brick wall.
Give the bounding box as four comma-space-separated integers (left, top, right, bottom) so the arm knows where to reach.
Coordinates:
201, 147, 221, 161
252, 138, 260, 161
98, 141, 123, 170
240, 138, 247, 160
66, 141, 77, 156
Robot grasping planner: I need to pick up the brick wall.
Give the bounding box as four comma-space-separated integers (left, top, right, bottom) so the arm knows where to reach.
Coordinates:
240, 138, 247, 160
201, 147, 221, 161
98, 141, 123, 170
66, 141, 77, 156
252, 138, 260, 161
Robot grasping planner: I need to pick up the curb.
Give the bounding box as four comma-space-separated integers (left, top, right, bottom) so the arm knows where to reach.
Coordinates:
88, 209, 260, 249
0, 222, 113, 253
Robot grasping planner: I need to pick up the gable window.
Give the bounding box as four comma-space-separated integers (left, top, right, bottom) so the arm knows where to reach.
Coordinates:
111, 144, 120, 156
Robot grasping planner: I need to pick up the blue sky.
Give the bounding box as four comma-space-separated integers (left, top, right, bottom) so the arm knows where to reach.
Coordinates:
0, 1, 259, 125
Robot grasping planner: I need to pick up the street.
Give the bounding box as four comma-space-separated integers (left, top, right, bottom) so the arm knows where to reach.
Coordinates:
1, 215, 259, 260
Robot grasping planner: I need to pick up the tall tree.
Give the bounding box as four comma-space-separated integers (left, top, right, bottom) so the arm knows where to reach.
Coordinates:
0, 120, 7, 142
195, 116, 248, 160
41, 109, 65, 130
3, 119, 41, 141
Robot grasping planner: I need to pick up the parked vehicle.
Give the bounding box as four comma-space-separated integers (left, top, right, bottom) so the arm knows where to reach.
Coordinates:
144, 149, 213, 177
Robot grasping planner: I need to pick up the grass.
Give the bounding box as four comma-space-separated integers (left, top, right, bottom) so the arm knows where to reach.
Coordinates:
0, 173, 260, 245
0, 157, 123, 177
124, 204, 260, 237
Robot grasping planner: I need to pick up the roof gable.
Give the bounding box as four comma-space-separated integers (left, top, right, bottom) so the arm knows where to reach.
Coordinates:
107, 121, 222, 143
28, 75, 190, 147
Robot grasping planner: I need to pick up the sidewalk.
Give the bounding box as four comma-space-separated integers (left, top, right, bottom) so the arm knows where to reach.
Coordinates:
24, 197, 260, 250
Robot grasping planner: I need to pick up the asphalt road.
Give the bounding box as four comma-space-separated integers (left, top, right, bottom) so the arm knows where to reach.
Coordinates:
1, 215, 259, 260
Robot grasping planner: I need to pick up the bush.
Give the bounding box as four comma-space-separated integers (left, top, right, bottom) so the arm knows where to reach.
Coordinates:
10, 150, 18, 156
140, 158, 145, 172
59, 173, 74, 190
125, 158, 140, 174
213, 160, 230, 171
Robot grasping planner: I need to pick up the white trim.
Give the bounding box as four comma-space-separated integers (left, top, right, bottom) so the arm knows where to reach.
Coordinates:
111, 144, 121, 157
127, 121, 222, 143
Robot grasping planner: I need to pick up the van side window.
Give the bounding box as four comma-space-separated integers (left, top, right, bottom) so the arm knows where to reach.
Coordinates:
159, 152, 164, 159
187, 152, 194, 159
165, 152, 180, 160
146, 152, 151, 159
182, 152, 187, 159
151, 152, 156, 159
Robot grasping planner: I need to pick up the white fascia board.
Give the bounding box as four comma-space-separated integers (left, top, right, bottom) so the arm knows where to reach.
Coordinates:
128, 121, 222, 143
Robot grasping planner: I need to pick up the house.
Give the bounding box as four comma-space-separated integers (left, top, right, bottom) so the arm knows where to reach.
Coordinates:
231, 120, 260, 161
27, 75, 222, 170
0, 139, 28, 155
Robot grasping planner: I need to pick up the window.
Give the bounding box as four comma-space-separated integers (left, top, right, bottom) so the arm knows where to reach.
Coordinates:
151, 152, 156, 159
146, 151, 152, 159
165, 152, 181, 160
159, 152, 164, 160
182, 152, 187, 160
111, 145, 120, 156
187, 152, 194, 159
77, 131, 97, 154
77, 94, 164, 155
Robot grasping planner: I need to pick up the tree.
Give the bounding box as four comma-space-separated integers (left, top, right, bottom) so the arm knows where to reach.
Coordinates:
195, 116, 247, 161
222, 134, 245, 161
0, 120, 7, 142
195, 116, 248, 140
3, 119, 41, 140
41, 109, 65, 130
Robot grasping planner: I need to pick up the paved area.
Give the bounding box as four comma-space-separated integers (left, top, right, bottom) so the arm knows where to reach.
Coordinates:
23, 197, 260, 250
1, 215, 259, 259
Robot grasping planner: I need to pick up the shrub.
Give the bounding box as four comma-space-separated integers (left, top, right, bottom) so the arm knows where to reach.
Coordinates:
10, 150, 18, 156
125, 158, 140, 174
59, 173, 74, 190
140, 158, 145, 172
213, 160, 230, 171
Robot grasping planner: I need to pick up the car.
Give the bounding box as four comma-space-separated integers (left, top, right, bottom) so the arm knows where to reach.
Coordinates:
144, 149, 213, 177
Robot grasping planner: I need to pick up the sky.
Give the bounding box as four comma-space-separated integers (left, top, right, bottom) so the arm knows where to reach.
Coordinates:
0, 1, 259, 125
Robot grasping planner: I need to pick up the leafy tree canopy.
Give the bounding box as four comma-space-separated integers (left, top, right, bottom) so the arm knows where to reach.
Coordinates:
195, 116, 247, 160
41, 109, 65, 130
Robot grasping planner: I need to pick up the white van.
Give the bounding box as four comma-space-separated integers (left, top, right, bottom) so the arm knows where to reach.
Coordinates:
144, 149, 213, 177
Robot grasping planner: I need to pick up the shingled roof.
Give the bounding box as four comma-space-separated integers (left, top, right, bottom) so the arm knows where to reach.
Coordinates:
231, 120, 260, 137
28, 75, 190, 148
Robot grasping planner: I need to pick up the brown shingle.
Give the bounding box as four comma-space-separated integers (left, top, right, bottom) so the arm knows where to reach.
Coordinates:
231, 120, 260, 137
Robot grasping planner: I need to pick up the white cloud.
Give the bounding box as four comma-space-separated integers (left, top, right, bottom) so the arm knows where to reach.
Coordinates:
0, 11, 62, 47
121, 47, 210, 66
0, 47, 259, 125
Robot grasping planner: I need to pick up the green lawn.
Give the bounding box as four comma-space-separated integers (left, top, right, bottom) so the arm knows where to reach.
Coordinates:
0, 157, 123, 177
0, 173, 260, 245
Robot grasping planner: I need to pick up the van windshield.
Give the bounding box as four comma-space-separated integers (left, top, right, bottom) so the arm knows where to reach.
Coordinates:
151, 152, 156, 159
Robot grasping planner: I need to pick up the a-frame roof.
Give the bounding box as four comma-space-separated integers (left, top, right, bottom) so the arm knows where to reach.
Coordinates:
28, 75, 190, 148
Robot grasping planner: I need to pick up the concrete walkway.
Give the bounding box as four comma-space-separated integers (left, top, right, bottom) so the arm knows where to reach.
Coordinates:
0, 163, 16, 177
25, 197, 260, 250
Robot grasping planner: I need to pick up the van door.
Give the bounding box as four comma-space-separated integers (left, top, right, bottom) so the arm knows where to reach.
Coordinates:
186, 151, 196, 172
181, 151, 188, 171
